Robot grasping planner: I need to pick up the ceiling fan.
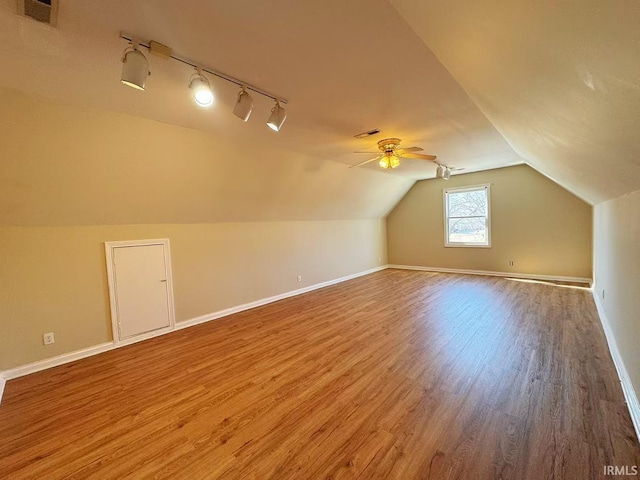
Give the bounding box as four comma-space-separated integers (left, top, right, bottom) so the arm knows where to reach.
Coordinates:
350, 137, 462, 178
350, 138, 436, 170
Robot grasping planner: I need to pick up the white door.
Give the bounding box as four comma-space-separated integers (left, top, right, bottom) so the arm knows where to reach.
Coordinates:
108, 241, 174, 341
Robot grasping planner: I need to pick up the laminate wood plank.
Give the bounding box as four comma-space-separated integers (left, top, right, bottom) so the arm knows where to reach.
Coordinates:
0, 270, 638, 479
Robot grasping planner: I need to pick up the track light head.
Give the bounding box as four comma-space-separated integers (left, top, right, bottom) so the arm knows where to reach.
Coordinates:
443, 167, 451, 180
121, 46, 149, 91
189, 69, 214, 107
435, 164, 444, 179
233, 86, 254, 122
267, 100, 287, 131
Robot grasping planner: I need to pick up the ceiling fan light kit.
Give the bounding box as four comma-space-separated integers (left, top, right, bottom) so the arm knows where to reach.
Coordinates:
379, 153, 400, 169
119, 33, 288, 131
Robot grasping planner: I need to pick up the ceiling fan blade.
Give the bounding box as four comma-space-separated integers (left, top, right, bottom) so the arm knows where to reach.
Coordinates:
353, 151, 381, 154
401, 153, 437, 161
399, 146, 424, 153
349, 156, 382, 168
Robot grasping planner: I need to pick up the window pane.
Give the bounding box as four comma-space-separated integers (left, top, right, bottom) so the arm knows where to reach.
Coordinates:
447, 189, 487, 217
448, 217, 487, 243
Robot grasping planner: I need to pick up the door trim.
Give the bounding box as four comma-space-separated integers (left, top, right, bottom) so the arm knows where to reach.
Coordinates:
105, 238, 176, 345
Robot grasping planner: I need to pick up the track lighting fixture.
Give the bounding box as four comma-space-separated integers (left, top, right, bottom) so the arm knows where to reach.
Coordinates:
189, 69, 214, 107
443, 167, 451, 180
118, 33, 289, 127
121, 44, 149, 91
267, 100, 287, 132
233, 86, 254, 122
435, 164, 444, 179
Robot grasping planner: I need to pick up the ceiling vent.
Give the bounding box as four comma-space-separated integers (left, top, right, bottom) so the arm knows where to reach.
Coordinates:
18, 0, 58, 27
354, 129, 380, 139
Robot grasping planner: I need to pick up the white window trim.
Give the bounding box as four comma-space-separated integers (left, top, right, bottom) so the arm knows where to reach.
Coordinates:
443, 183, 492, 248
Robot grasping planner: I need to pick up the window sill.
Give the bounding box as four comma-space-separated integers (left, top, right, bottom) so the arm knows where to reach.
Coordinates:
444, 243, 492, 248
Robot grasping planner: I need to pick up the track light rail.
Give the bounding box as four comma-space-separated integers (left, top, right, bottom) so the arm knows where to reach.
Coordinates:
119, 32, 288, 104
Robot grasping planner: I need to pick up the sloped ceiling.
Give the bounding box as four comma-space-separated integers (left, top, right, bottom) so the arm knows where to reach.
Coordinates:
0, 0, 523, 226
391, 0, 640, 204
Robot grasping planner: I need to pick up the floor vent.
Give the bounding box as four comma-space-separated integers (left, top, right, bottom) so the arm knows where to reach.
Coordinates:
18, 0, 58, 27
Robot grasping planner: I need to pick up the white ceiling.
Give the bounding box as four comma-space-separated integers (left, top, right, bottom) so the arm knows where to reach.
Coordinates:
391, 0, 640, 204
0, 0, 521, 181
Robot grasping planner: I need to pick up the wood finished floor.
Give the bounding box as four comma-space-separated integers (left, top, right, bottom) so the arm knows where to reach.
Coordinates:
1, 270, 638, 479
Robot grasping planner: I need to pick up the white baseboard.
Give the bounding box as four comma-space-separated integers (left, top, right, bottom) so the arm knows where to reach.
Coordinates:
592, 289, 640, 442
176, 265, 388, 330
388, 264, 592, 285
2, 342, 115, 382
0, 265, 388, 399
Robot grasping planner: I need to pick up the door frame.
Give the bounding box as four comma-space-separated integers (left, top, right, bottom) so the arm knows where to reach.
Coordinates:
105, 238, 177, 346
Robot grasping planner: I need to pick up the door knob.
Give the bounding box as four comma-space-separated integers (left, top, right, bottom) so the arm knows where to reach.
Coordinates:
160, 279, 167, 282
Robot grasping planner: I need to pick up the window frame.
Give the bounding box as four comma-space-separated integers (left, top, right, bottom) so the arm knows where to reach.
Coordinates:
443, 183, 492, 248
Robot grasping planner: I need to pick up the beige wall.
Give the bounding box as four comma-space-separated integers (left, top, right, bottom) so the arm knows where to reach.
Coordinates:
593, 189, 640, 398
0, 88, 412, 226
0, 89, 394, 372
386, 165, 592, 278
0, 220, 386, 370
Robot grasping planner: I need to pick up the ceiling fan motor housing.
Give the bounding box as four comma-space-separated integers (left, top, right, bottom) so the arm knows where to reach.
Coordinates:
377, 138, 402, 152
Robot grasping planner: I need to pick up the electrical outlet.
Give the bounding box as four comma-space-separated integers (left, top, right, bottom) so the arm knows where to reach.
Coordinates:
508, 260, 514, 267
43, 332, 55, 345
297, 275, 302, 282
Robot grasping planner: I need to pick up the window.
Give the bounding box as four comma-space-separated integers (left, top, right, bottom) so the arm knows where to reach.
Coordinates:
444, 184, 491, 247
